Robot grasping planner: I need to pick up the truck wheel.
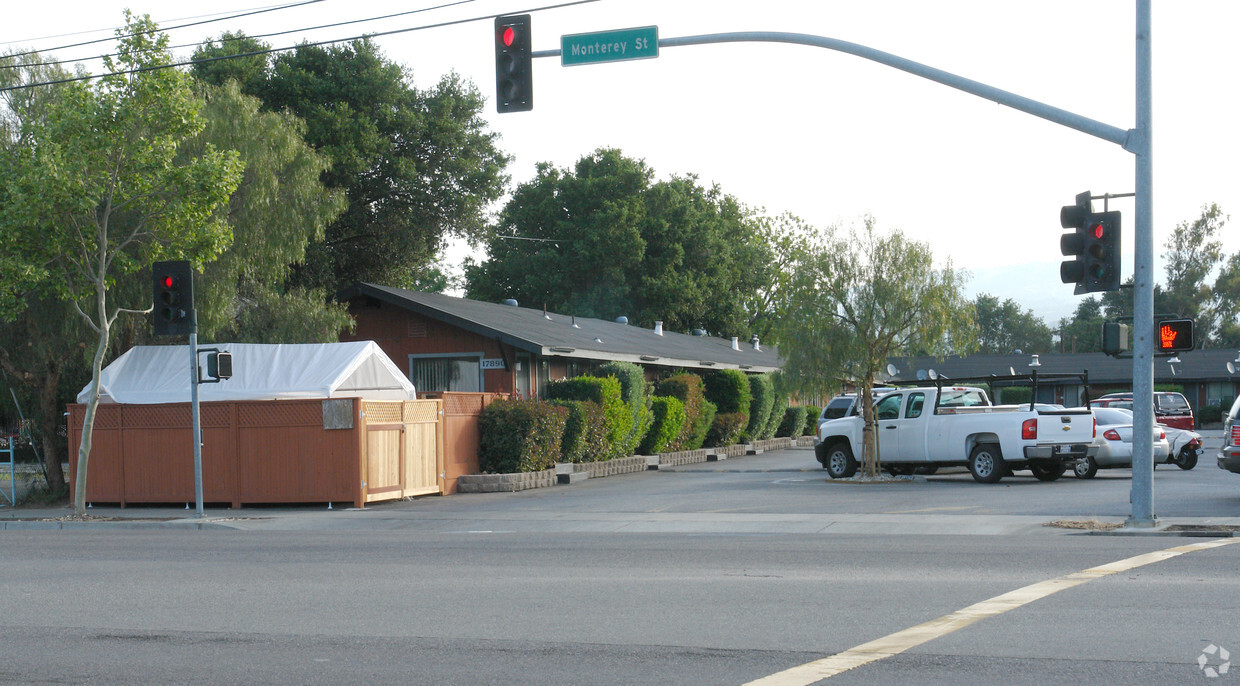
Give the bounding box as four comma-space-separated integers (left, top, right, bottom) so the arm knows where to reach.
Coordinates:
968, 444, 1006, 484
1030, 461, 1066, 482
1073, 456, 1098, 479
824, 442, 858, 479
1173, 448, 1198, 470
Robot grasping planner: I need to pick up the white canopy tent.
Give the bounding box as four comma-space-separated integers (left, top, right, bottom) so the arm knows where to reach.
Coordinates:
77, 341, 416, 405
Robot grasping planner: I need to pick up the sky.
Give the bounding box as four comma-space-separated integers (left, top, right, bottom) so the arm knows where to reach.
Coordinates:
3, 0, 1238, 327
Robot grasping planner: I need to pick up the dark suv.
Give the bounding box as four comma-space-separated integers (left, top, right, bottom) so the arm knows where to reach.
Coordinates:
1095, 391, 1195, 430
1220, 397, 1240, 475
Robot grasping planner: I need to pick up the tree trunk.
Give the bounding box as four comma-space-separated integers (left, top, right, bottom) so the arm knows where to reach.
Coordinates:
37, 364, 66, 493
72, 327, 110, 516
860, 380, 878, 478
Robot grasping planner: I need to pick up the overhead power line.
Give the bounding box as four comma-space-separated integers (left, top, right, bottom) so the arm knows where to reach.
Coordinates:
0, 0, 601, 94
2, 0, 327, 60
3, 2, 307, 45
1, 0, 476, 73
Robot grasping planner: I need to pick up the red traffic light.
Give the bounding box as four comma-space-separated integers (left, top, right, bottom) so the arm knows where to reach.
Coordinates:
161, 275, 176, 289
1091, 222, 1105, 240
502, 26, 516, 47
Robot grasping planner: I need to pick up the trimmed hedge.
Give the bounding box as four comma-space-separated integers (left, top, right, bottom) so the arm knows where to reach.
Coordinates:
477, 399, 568, 473
597, 361, 651, 457
704, 411, 746, 448
763, 388, 788, 440
801, 405, 821, 436
743, 373, 775, 442
654, 373, 711, 451
704, 368, 752, 418
551, 399, 608, 463
638, 396, 686, 455
999, 386, 1032, 405
777, 406, 808, 438
696, 400, 718, 449
546, 375, 630, 459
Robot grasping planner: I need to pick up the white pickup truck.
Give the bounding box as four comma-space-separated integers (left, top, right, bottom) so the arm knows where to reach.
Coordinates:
814, 384, 1096, 483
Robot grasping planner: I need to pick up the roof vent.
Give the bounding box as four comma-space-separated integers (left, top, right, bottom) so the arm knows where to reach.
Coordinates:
502, 298, 518, 307
572, 315, 580, 329
654, 321, 663, 336
615, 316, 628, 325
731, 337, 740, 351
594, 337, 604, 343
692, 328, 706, 336
751, 336, 761, 351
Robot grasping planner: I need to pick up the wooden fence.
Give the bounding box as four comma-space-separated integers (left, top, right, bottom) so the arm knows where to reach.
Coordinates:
67, 397, 444, 508
419, 391, 508, 494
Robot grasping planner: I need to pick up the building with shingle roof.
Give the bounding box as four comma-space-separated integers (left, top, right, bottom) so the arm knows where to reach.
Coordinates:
338, 283, 781, 397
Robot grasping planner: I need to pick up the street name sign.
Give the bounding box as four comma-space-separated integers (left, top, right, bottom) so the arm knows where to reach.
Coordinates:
561, 26, 658, 66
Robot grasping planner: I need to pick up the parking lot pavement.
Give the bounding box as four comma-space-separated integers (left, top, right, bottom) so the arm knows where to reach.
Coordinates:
4, 438, 1238, 534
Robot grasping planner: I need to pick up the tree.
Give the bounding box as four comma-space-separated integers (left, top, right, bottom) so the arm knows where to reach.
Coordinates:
195, 35, 509, 294
0, 13, 243, 514
1213, 253, 1240, 349
1161, 203, 1226, 343
773, 217, 976, 477
972, 293, 1053, 354
181, 80, 349, 343
465, 148, 774, 337
1056, 297, 1105, 353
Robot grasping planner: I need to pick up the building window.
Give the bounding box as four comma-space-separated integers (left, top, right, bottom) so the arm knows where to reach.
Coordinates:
409, 355, 482, 393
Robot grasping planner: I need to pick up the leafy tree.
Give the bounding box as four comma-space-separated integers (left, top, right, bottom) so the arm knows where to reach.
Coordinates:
972, 293, 1053, 354
772, 217, 976, 477
465, 148, 773, 337
196, 35, 509, 294
181, 80, 349, 343
0, 13, 243, 514
1056, 297, 1105, 353
1161, 203, 1226, 343
1213, 253, 1240, 349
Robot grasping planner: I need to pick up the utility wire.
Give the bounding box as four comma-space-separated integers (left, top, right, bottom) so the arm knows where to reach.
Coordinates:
0, 0, 600, 94
2, 0, 475, 72
4, 2, 306, 45
3, 0, 327, 60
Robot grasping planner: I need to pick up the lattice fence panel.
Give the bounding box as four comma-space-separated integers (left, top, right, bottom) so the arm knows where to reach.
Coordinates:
403, 400, 440, 424
238, 401, 322, 427
364, 402, 403, 424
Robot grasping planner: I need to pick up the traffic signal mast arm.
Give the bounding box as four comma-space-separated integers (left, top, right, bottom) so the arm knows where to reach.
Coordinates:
529, 30, 1131, 149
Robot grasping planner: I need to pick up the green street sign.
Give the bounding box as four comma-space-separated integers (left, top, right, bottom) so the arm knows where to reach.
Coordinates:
561, 26, 658, 66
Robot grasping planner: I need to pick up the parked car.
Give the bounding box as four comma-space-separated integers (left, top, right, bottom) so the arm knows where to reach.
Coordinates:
1218, 396, 1240, 476
1095, 391, 1195, 430
1076, 407, 1171, 478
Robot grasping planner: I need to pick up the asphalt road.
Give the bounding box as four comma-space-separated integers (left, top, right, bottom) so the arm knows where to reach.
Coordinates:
3, 442, 1239, 685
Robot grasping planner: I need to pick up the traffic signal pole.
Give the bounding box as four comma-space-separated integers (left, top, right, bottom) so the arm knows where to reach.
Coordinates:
190, 310, 204, 517
526, 1, 1157, 524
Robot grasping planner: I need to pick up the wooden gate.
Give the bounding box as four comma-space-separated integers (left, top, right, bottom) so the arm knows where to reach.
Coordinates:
362, 399, 443, 503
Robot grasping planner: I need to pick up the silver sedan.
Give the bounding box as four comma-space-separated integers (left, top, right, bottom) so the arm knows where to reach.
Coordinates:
1075, 407, 1171, 479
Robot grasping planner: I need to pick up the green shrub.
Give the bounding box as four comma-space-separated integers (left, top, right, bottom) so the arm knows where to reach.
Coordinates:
638, 396, 686, 455
999, 386, 1032, 405
704, 368, 751, 418
597, 361, 651, 457
801, 405, 821, 435
1199, 403, 1224, 424
694, 400, 718, 450
477, 399, 568, 473
655, 373, 709, 451
777, 406, 808, 438
741, 374, 774, 442
551, 399, 608, 463
763, 388, 788, 439
704, 411, 746, 448
546, 375, 630, 459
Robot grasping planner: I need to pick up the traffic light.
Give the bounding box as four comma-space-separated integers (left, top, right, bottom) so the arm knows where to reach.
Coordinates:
1156, 318, 1194, 353
152, 260, 194, 336
494, 14, 532, 113
1059, 191, 1121, 293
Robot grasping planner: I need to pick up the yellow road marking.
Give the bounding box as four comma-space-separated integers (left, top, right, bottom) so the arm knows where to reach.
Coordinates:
745, 538, 1239, 685
883, 506, 977, 514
